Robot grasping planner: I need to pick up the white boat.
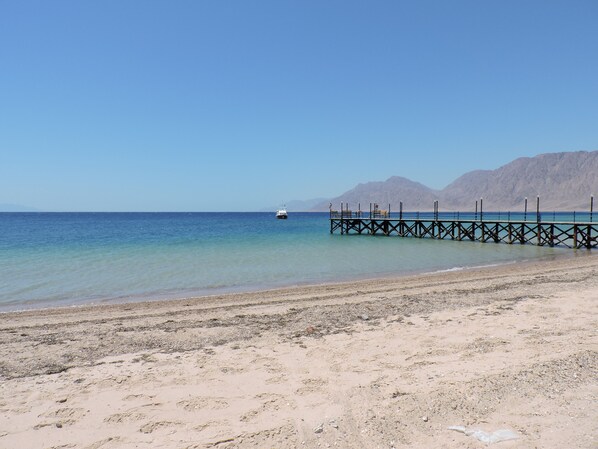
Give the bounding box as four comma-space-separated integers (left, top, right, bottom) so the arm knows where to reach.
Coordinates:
276, 207, 288, 219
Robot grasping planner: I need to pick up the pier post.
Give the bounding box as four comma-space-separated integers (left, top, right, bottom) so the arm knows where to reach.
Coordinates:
591, 195, 594, 222
480, 198, 483, 222
524, 197, 528, 222
475, 200, 478, 221
536, 195, 544, 246
330, 202, 334, 234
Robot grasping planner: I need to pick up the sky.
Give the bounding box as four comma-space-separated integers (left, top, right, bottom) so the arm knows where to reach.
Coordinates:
1, 1, 597, 211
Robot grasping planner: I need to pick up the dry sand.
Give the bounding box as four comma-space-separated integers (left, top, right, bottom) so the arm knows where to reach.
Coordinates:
0, 254, 597, 448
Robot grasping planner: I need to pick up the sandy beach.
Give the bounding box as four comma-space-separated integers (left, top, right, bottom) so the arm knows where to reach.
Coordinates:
1, 254, 597, 449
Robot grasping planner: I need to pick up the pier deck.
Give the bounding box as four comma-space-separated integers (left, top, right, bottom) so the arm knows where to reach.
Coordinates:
330, 210, 597, 249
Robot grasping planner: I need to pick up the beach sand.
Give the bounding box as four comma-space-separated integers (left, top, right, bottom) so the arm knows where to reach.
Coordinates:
1, 254, 597, 448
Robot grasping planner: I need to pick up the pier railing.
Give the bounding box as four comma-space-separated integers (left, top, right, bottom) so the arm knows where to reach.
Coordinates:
329, 199, 596, 249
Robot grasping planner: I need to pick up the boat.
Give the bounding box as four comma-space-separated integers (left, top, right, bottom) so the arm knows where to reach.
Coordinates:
276, 206, 288, 219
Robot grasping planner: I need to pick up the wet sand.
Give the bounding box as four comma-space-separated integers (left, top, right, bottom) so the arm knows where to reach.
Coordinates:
1, 254, 597, 448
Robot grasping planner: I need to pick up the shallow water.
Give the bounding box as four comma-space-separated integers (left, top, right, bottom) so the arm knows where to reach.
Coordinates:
0, 212, 571, 310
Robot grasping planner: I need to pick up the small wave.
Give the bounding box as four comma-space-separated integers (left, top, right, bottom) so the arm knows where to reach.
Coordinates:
432, 260, 517, 274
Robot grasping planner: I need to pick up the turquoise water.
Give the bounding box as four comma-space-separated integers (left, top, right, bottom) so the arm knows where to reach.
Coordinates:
0, 212, 573, 311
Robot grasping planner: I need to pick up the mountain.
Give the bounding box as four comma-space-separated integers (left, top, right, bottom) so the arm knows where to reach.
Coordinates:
0, 203, 40, 212
316, 177, 439, 211
312, 151, 598, 211
442, 152, 598, 210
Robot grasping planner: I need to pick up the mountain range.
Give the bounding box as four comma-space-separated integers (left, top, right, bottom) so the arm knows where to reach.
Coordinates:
310, 151, 598, 212
0, 203, 40, 212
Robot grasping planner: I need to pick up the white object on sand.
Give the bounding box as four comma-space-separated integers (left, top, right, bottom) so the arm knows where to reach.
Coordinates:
448, 425, 519, 444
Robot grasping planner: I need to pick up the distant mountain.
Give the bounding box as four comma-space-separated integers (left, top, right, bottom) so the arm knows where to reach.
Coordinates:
261, 198, 330, 212
0, 203, 40, 212
312, 151, 598, 211
314, 177, 439, 211
442, 151, 598, 210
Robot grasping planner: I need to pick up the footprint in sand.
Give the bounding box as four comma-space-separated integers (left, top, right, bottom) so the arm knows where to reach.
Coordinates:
105, 399, 163, 424
122, 393, 156, 401
265, 373, 287, 384
177, 396, 229, 412
193, 420, 230, 433
219, 366, 245, 374
240, 393, 289, 422
42, 407, 87, 420
139, 420, 183, 434
462, 337, 508, 356
295, 378, 328, 395
104, 410, 147, 424
36, 407, 86, 428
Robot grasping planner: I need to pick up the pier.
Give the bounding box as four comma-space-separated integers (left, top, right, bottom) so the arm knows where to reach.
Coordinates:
329, 199, 597, 249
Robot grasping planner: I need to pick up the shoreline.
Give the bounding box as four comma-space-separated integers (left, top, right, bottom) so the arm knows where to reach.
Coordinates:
0, 247, 579, 314
1, 254, 596, 448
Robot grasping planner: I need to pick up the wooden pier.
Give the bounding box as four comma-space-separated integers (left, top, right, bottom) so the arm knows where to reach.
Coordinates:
329, 201, 597, 249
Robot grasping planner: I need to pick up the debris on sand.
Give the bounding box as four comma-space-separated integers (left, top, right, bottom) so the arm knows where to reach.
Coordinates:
448, 425, 519, 444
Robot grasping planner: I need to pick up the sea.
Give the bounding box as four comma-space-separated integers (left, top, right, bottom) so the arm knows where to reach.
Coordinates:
0, 212, 586, 312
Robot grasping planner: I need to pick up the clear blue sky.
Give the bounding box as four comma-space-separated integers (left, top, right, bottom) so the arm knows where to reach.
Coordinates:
1, 1, 597, 211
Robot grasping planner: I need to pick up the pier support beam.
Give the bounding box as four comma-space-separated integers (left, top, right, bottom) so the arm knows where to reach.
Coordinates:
330, 209, 597, 250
